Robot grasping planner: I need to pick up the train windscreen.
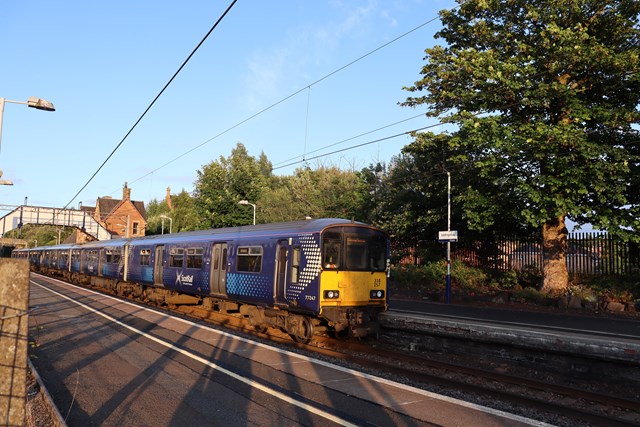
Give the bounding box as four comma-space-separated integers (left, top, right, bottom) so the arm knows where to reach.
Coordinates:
322, 227, 388, 272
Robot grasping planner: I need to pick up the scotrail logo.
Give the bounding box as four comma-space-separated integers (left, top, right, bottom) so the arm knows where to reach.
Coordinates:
175, 270, 194, 286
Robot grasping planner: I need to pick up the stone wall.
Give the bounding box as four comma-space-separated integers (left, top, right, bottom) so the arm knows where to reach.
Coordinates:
0, 259, 30, 426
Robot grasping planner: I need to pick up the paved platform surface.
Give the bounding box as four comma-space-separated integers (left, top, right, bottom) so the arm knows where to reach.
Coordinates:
29, 276, 548, 426
384, 299, 640, 365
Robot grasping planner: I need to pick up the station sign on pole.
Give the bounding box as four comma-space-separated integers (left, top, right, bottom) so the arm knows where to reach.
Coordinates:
438, 230, 458, 242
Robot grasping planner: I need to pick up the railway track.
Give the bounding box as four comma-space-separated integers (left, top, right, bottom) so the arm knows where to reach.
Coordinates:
35, 274, 640, 426
178, 302, 640, 426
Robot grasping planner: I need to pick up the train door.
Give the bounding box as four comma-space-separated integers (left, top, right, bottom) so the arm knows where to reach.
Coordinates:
209, 243, 228, 296
98, 249, 104, 277
275, 240, 289, 305
154, 245, 164, 285
123, 243, 130, 281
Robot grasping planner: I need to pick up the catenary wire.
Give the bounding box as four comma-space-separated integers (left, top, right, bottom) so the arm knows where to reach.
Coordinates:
102, 10, 456, 197
60, 0, 238, 211
68, 1, 639, 209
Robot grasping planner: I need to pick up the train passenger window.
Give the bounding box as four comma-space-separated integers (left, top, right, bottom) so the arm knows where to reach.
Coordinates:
71, 250, 81, 262
186, 248, 203, 269
291, 247, 301, 284
140, 249, 151, 266
237, 246, 262, 273
105, 249, 121, 264
169, 248, 184, 268
83, 250, 97, 263
213, 247, 220, 269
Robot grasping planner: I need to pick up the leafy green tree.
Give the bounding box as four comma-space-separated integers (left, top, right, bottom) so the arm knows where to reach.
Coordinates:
145, 198, 169, 235
146, 190, 200, 234
4, 224, 73, 247
193, 143, 271, 228
257, 175, 305, 223
258, 164, 363, 222
289, 165, 361, 220
353, 162, 387, 225
402, 0, 640, 293
170, 190, 200, 231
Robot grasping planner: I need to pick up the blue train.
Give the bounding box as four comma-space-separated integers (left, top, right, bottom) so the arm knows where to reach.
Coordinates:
13, 218, 390, 342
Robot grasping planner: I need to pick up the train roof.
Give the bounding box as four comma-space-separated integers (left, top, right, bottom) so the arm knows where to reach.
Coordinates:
20, 218, 387, 251
125, 218, 378, 246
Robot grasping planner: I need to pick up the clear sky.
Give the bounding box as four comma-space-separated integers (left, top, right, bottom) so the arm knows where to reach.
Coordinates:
1, 0, 456, 210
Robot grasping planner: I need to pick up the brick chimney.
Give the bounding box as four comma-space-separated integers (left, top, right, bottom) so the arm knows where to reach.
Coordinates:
166, 187, 173, 210
123, 182, 131, 201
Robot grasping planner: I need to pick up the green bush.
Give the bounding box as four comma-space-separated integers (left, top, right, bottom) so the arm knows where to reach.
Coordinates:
511, 287, 556, 305
390, 261, 639, 304
573, 272, 640, 303
389, 261, 489, 299
451, 260, 488, 292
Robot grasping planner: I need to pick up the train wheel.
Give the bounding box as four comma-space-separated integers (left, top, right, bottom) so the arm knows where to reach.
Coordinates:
291, 315, 314, 344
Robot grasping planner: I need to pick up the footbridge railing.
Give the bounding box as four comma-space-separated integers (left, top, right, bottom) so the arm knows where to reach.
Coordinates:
0, 205, 112, 241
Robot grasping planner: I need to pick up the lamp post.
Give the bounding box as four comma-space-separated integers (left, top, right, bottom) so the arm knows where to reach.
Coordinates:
0, 96, 55, 154
0, 170, 12, 186
238, 200, 256, 225
160, 214, 173, 234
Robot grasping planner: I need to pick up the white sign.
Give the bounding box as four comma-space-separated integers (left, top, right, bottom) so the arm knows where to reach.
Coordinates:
438, 230, 458, 242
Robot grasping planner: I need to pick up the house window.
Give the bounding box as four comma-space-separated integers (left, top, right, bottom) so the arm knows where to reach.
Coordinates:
140, 249, 151, 266
237, 246, 263, 273
169, 248, 184, 268
186, 248, 203, 269
132, 222, 139, 235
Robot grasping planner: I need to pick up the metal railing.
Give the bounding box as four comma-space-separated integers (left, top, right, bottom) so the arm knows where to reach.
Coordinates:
452, 232, 640, 276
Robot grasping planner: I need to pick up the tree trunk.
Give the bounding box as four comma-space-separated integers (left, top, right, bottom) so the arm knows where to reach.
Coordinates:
541, 215, 569, 295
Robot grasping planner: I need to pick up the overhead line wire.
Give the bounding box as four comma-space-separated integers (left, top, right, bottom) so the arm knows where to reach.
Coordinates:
61, 0, 238, 210
272, 112, 427, 167
107, 12, 450, 195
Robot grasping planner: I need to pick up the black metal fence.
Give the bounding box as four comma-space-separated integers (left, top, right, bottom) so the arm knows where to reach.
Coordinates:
452, 232, 640, 276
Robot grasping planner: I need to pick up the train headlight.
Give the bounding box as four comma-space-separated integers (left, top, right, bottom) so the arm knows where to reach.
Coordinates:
370, 290, 385, 299
323, 290, 340, 299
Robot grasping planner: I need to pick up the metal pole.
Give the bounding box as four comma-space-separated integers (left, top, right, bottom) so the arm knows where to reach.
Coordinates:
161, 217, 165, 235
446, 171, 451, 304
0, 98, 5, 154
0, 96, 55, 155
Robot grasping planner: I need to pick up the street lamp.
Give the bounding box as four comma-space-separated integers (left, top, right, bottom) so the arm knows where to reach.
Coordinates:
238, 200, 256, 225
160, 214, 173, 234
0, 170, 13, 186
0, 96, 55, 154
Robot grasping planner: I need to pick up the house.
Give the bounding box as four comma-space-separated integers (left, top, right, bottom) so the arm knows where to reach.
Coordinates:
89, 182, 147, 237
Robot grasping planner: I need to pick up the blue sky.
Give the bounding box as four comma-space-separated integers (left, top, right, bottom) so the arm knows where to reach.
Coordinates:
1, 0, 456, 210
